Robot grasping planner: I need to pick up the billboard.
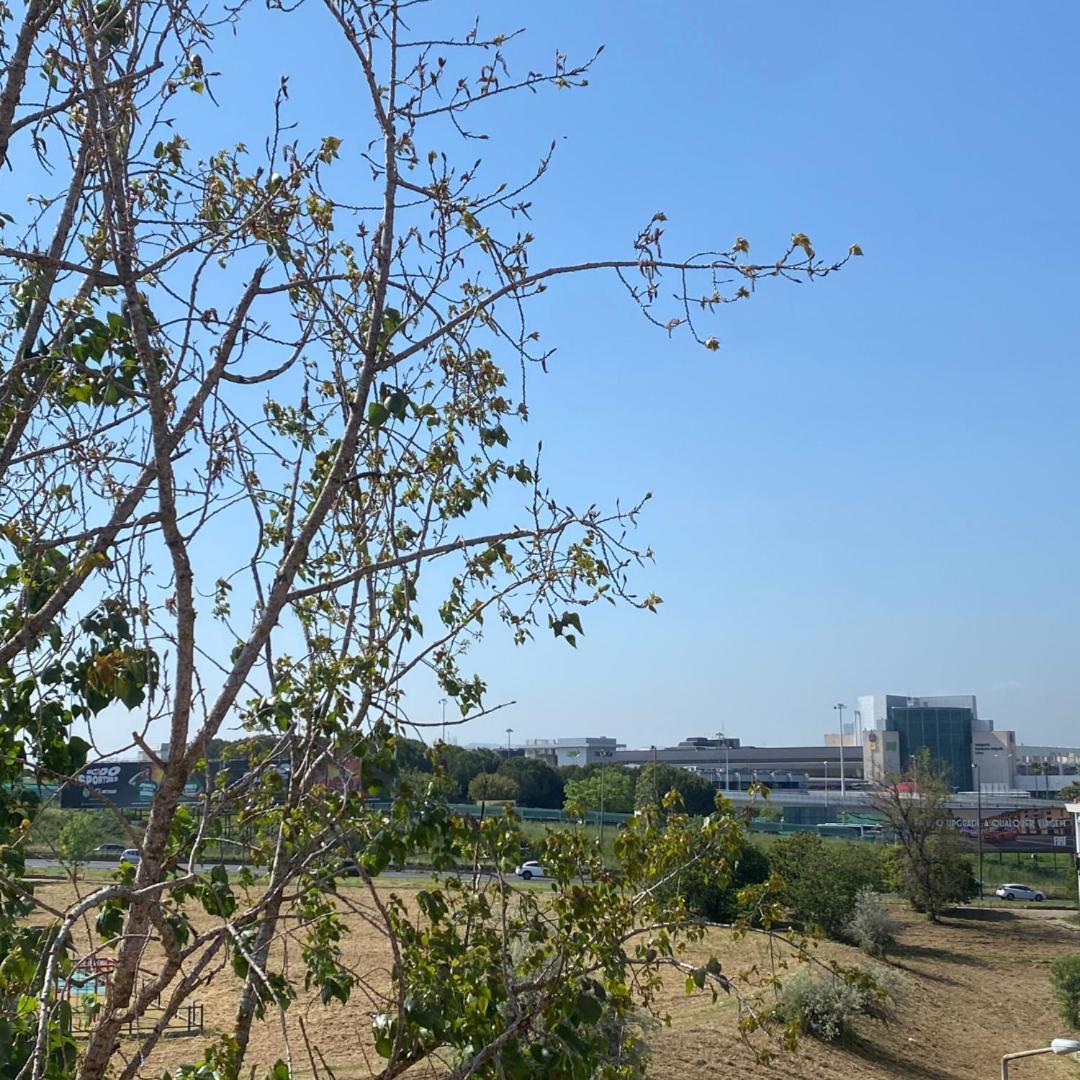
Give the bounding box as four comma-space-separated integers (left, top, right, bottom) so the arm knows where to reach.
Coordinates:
60, 758, 269, 809
948, 805, 1075, 853
61, 762, 164, 809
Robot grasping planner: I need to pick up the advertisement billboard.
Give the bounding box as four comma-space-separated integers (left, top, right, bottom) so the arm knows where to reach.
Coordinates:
60, 758, 270, 809
60, 762, 163, 809
948, 805, 1075, 853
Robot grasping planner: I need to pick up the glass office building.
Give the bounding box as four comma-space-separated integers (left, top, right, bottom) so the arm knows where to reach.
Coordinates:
888, 705, 974, 790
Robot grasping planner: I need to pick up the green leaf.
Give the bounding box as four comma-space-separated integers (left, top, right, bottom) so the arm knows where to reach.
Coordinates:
574, 991, 602, 1024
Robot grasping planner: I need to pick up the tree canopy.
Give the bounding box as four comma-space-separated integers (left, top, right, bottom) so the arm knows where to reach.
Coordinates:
564, 767, 636, 815
635, 762, 719, 816
870, 751, 978, 919
468, 771, 519, 803
0, 0, 856, 1074
496, 756, 565, 809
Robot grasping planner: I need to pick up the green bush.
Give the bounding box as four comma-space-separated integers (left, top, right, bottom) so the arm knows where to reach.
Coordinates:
769, 833, 888, 937
678, 841, 771, 923
845, 888, 901, 957
1050, 954, 1080, 1031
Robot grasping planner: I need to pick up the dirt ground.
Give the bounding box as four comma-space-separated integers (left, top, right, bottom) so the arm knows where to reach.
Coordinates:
33, 879, 1080, 1079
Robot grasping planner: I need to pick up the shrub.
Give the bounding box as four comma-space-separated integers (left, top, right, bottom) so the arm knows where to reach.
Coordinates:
769, 833, 888, 937
773, 968, 867, 1042
1050, 954, 1080, 1031
678, 841, 771, 923
845, 888, 901, 957
772, 964, 903, 1043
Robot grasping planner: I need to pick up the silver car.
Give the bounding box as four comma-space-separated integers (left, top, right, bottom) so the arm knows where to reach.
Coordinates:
995, 882, 1044, 901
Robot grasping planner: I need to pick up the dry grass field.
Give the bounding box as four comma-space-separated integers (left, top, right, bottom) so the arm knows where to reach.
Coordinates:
33, 878, 1080, 1079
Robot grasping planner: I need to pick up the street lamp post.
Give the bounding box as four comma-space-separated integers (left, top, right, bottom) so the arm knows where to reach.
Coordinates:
440, 697, 448, 743
716, 730, 730, 793
833, 703, 847, 800
1001, 1039, 1080, 1079
823, 760, 829, 813
1068, 801, 1080, 913
973, 761, 984, 898
598, 750, 611, 850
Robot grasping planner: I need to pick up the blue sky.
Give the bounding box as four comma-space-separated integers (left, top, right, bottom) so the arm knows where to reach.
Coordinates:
118, 2, 1080, 751
435, 1, 1080, 749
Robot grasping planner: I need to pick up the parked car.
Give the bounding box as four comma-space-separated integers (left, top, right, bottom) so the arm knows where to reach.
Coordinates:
515, 860, 545, 881
119, 848, 141, 865
313, 857, 361, 888
995, 883, 1044, 901
94, 843, 125, 858
983, 828, 1019, 844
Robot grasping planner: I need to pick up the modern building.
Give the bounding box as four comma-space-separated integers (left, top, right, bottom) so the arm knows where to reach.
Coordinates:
859, 693, 989, 789
523, 696, 1080, 798
1013, 743, 1080, 798
522, 737, 619, 769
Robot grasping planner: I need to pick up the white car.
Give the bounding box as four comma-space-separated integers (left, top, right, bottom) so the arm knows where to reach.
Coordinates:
995, 883, 1044, 901
514, 860, 545, 881
119, 848, 141, 865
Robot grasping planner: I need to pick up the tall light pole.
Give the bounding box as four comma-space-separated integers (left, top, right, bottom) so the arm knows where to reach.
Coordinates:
440, 697, 448, 743
505, 727, 513, 759
833, 703, 847, 800
973, 761, 984, 898
823, 760, 829, 813
716, 731, 730, 792
1067, 800, 1080, 913
598, 750, 611, 850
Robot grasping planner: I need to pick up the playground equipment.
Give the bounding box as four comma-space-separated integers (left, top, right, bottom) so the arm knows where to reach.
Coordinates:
57, 959, 204, 1037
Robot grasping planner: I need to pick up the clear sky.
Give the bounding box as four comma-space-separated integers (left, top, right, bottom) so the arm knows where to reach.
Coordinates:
121, 2, 1080, 751
438, 0, 1080, 750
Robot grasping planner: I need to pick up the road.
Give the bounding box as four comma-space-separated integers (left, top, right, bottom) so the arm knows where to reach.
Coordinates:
23, 858, 520, 882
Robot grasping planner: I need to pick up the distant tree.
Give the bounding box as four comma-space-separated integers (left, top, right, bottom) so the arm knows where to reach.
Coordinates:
56, 811, 103, 866
755, 801, 785, 822
883, 840, 976, 917
497, 757, 565, 809
869, 750, 978, 920
635, 763, 718, 816
769, 832, 888, 936
439, 746, 503, 800
564, 770, 636, 815
1058, 781, 1080, 802
468, 772, 520, 803
398, 738, 435, 774
397, 767, 455, 802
